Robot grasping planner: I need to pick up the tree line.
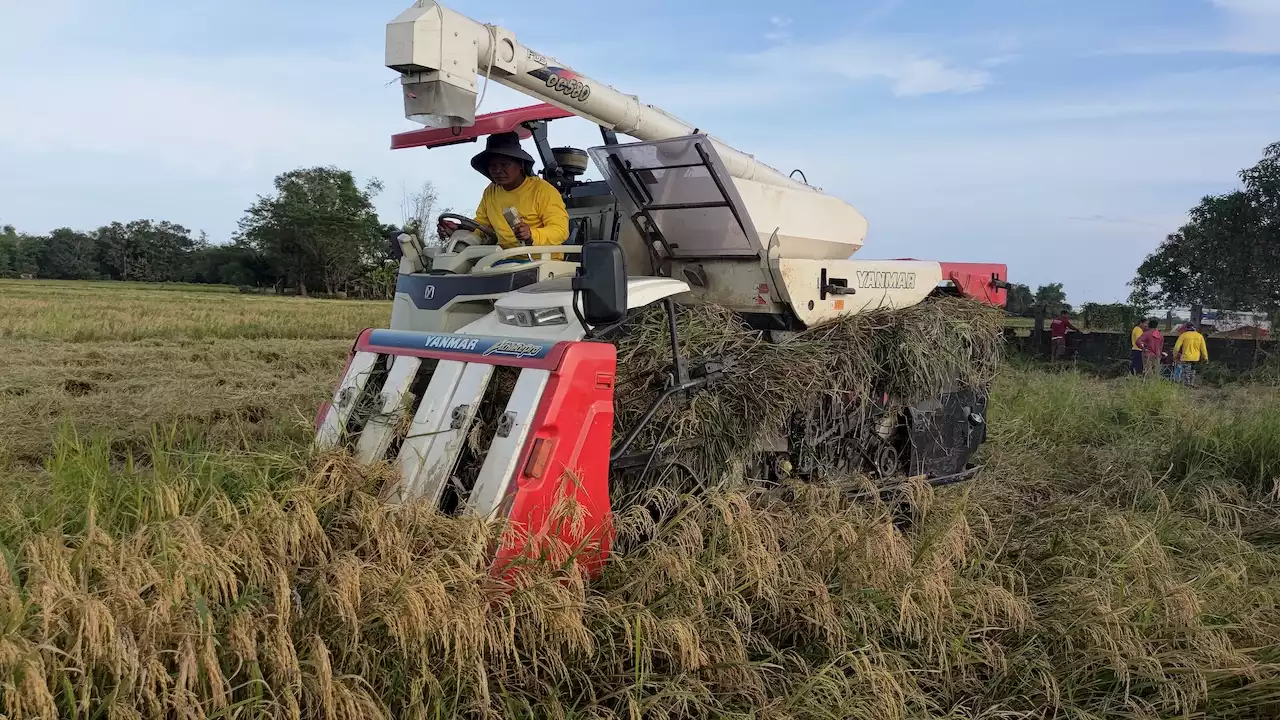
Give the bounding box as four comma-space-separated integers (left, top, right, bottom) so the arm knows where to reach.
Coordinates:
1001, 282, 1150, 330
1, 167, 448, 299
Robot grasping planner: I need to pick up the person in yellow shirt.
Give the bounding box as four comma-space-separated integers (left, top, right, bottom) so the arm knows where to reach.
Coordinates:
1129, 321, 1145, 375
1173, 323, 1208, 387
437, 132, 569, 262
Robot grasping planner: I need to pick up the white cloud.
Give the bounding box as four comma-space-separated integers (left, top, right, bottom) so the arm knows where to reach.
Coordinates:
1121, 0, 1280, 54
1212, 0, 1280, 52
889, 57, 991, 96
0, 0, 74, 42
857, 0, 906, 28
0, 49, 439, 233
0, 45, 615, 238
765, 16, 793, 42
0, 40, 402, 175
950, 67, 1280, 125
756, 65, 1280, 301
738, 39, 993, 97
0, 0, 997, 243
1066, 215, 1169, 229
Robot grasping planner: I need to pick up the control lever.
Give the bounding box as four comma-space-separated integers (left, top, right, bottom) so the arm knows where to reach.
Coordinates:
502, 207, 525, 245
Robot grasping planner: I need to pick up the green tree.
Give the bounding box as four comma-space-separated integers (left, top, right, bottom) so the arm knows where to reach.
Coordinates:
400, 180, 440, 240
1033, 283, 1070, 314
94, 222, 134, 280
1005, 283, 1035, 316
185, 241, 273, 287
1131, 142, 1280, 314
1241, 141, 1280, 217
131, 220, 197, 282
1080, 302, 1146, 331
39, 228, 99, 280
237, 167, 385, 296
95, 220, 196, 282
0, 230, 44, 278
0, 225, 16, 276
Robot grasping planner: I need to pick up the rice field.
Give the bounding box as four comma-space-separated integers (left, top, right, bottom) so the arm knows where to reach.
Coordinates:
0, 280, 387, 342
1, 278, 1279, 719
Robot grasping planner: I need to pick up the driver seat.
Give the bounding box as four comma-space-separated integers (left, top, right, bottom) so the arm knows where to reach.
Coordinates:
566, 217, 588, 245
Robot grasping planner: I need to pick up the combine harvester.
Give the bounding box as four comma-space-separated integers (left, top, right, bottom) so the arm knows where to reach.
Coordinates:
316, 1, 1009, 566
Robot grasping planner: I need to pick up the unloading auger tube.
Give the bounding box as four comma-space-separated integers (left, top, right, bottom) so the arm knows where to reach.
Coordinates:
386, 1, 812, 194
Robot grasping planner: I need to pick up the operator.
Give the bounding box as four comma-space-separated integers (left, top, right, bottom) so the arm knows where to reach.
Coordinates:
437, 131, 569, 261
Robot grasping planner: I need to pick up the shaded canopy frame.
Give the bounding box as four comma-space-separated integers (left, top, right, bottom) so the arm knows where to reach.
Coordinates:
390, 103, 573, 150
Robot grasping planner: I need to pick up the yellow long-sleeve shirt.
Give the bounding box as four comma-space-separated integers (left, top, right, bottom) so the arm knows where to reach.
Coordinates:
1131, 325, 1143, 351
1173, 330, 1208, 362
474, 176, 569, 259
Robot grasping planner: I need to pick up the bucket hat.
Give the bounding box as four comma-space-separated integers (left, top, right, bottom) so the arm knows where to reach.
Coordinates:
470, 132, 535, 179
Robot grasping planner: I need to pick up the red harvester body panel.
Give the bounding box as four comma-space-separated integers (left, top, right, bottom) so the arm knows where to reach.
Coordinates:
493, 341, 616, 576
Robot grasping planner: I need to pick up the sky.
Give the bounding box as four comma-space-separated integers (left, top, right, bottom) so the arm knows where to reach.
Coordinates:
1, 0, 1278, 302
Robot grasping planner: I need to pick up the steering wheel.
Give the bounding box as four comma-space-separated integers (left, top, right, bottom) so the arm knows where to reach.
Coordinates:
438, 213, 498, 245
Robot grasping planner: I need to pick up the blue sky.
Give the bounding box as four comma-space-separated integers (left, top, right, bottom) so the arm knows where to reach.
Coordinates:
2, 0, 1278, 302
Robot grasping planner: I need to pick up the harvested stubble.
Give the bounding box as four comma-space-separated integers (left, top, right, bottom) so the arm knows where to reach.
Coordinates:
610, 297, 1004, 481
0, 279, 383, 471
0, 337, 351, 468
0, 280, 387, 342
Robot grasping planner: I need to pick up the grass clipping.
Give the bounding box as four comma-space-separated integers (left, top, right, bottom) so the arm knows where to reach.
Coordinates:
610, 297, 1004, 478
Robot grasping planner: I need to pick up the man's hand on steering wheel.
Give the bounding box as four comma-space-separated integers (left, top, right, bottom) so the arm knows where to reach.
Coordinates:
437, 213, 498, 245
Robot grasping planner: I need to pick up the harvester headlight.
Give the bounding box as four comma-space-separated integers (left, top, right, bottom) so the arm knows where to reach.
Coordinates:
497, 306, 568, 327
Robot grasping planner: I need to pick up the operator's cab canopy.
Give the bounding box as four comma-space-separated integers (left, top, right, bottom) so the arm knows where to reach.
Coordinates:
391, 103, 610, 199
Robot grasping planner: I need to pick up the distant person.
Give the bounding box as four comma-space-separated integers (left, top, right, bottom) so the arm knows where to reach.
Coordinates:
1049, 310, 1078, 362
1136, 319, 1163, 377
1129, 321, 1146, 375
1173, 323, 1208, 387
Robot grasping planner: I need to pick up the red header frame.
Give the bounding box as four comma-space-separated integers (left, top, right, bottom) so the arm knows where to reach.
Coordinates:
390, 103, 575, 150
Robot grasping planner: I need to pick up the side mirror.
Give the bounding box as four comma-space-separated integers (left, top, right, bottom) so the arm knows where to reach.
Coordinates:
574, 241, 627, 326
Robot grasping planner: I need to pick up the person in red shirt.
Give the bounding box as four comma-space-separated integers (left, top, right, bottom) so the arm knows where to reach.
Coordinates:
1049, 310, 1078, 361
1136, 319, 1164, 376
